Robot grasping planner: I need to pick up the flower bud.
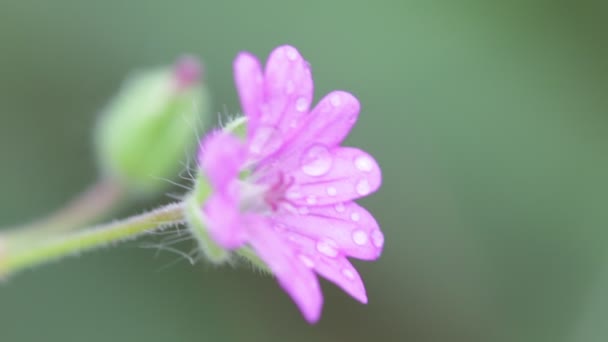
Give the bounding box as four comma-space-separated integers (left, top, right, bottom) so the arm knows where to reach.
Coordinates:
95, 56, 210, 195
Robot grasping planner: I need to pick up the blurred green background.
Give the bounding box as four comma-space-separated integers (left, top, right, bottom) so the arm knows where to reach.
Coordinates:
1, 1, 607, 341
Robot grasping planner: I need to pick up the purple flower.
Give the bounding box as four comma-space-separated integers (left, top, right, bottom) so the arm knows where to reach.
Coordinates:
199, 45, 384, 323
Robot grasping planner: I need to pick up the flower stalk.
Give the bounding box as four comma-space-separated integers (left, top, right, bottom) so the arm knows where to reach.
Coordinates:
0, 202, 185, 278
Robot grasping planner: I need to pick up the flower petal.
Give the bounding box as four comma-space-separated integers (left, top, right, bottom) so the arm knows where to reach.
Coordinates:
278, 230, 368, 303
263, 46, 313, 134
310, 256, 368, 304
248, 45, 314, 160
248, 217, 323, 323
234, 52, 264, 138
198, 132, 248, 249
283, 147, 381, 205
198, 131, 247, 189
275, 202, 383, 260
204, 193, 245, 248
276, 90, 360, 158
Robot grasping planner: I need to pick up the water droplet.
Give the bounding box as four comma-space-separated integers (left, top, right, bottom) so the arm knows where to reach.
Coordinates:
335, 203, 345, 213
356, 179, 371, 195
300, 144, 333, 176
286, 188, 303, 200
350, 212, 361, 222
326, 187, 337, 196
306, 196, 317, 205
342, 268, 355, 280
298, 206, 309, 215
371, 229, 384, 248
330, 93, 342, 107
295, 97, 308, 112
286, 232, 303, 243
285, 80, 295, 94
352, 230, 368, 245
316, 239, 338, 257
281, 202, 298, 214
285, 47, 298, 61
250, 126, 282, 156
354, 155, 374, 172
298, 254, 315, 268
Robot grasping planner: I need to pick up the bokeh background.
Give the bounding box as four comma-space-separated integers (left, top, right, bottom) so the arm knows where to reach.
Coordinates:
1, 1, 607, 341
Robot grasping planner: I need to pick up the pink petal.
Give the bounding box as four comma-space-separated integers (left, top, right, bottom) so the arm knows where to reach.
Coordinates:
203, 193, 246, 249
309, 255, 368, 304
234, 52, 264, 138
275, 202, 383, 260
283, 147, 381, 205
198, 131, 247, 189
278, 230, 368, 303
248, 45, 314, 160
198, 132, 248, 249
274, 90, 360, 160
248, 217, 323, 323
263, 45, 313, 130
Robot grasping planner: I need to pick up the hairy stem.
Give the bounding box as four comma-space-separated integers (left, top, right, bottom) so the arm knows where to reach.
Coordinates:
0, 202, 185, 278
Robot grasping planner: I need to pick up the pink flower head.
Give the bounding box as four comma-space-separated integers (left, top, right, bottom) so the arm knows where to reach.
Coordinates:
199, 45, 384, 323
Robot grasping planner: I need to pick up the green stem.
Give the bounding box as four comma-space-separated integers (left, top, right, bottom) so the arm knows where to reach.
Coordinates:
0, 202, 185, 278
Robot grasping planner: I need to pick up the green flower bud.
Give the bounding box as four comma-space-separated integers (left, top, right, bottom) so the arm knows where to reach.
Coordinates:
95, 56, 210, 195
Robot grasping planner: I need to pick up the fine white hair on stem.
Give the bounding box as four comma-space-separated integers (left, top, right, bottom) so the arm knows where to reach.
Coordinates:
178, 157, 198, 184
138, 225, 201, 271
164, 192, 185, 201
154, 248, 203, 272
145, 175, 192, 191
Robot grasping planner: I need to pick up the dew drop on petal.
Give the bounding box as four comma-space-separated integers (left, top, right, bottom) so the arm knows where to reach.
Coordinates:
300, 144, 333, 176
352, 230, 368, 245
316, 239, 339, 257
281, 202, 298, 215
356, 179, 371, 196
335, 203, 345, 213
298, 254, 315, 268
286, 189, 303, 200
350, 212, 361, 222
295, 97, 308, 112
326, 186, 337, 196
342, 268, 355, 280
285, 46, 298, 61
306, 196, 317, 205
371, 229, 384, 248
355, 155, 374, 172
250, 126, 282, 156
286, 232, 302, 243
330, 93, 342, 107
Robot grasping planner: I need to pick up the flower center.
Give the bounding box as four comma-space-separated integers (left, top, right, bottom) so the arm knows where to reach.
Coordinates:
237, 170, 293, 215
